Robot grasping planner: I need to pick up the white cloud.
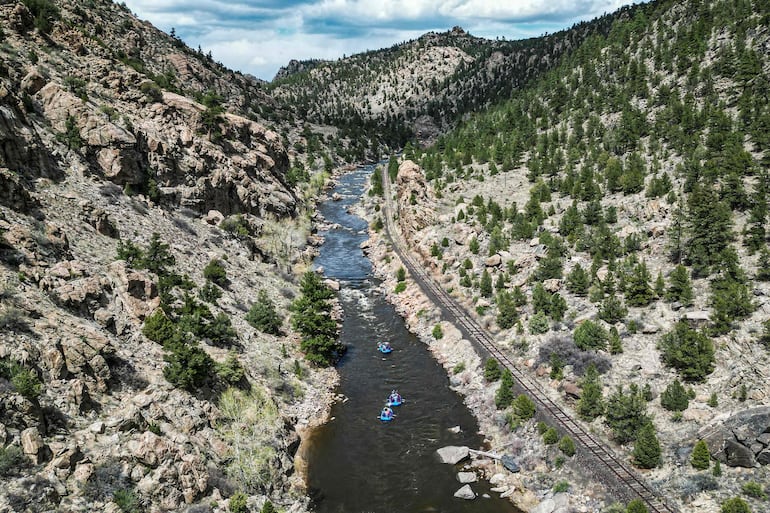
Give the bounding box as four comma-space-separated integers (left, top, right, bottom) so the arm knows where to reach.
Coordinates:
120, 0, 639, 80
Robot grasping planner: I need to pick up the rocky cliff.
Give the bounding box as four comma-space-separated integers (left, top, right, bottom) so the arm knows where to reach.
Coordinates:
0, 1, 334, 512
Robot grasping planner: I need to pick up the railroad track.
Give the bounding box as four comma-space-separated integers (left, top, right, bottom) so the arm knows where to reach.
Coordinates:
379, 167, 678, 513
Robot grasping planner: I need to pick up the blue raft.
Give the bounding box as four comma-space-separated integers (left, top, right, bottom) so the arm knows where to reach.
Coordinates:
387, 392, 403, 407
377, 342, 393, 354
379, 408, 394, 421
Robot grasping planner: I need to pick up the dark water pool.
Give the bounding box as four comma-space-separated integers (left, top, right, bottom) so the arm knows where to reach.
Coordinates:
306, 166, 521, 513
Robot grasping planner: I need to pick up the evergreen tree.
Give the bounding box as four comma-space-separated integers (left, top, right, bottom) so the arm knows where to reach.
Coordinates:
756, 246, 770, 281
658, 321, 715, 382
686, 184, 733, 276
599, 293, 628, 324
626, 260, 654, 307
608, 326, 623, 354
291, 271, 342, 366
496, 290, 519, 329
246, 289, 283, 335
666, 265, 694, 306
532, 283, 551, 314
605, 385, 650, 444
484, 358, 502, 382
709, 248, 754, 335
480, 269, 493, 297
632, 422, 661, 469
550, 293, 567, 322
577, 364, 604, 421
566, 264, 590, 296
660, 379, 689, 412
142, 232, 176, 276
574, 320, 609, 351
654, 271, 665, 298
495, 368, 515, 409
691, 439, 711, 470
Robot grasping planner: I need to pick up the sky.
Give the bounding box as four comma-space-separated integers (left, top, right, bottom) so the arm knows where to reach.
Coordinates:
120, 0, 638, 82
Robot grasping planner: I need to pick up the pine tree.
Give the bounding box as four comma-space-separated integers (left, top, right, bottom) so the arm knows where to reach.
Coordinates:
660, 379, 689, 412
599, 293, 628, 324
605, 385, 650, 444
632, 422, 662, 469
655, 271, 665, 298
496, 291, 519, 329
574, 320, 609, 350
246, 290, 283, 335
609, 326, 624, 354
659, 321, 715, 382
686, 183, 733, 277
495, 369, 515, 409
480, 269, 493, 297
577, 364, 604, 421
691, 439, 711, 470
666, 264, 694, 306
626, 260, 654, 306
142, 232, 176, 276
757, 246, 770, 281
567, 264, 590, 297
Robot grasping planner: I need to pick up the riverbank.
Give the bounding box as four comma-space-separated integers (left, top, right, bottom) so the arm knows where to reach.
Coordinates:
354, 167, 614, 513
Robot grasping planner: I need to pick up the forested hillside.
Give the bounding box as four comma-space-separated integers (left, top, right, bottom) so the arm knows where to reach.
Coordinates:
269, 8, 645, 155
376, 0, 770, 510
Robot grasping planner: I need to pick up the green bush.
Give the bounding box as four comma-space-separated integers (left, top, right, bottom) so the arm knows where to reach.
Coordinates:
658, 321, 715, 382
216, 352, 245, 386
11, 365, 42, 400
113, 488, 141, 513
512, 394, 536, 421
22, 0, 60, 34
432, 324, 444, 340
495, 369, 514, 409
542, 427, 559, 445
0, 445, 25, 476
142, 310, 176, 344
396, 266, 406, 282
140, 81, 163, 102
199, 282, 223, 303
574, 319, 608, 350
394, 282, 406, 293
553, 481, 570, 493
626, 499, 650, 513
632, 422, 661, 469
229, 491, 248, 513
720, 497, 751, 513
246, 290, 282, 335
162, 340, 215, 391
452, 361, 466, 374
558, 436, 576, 457
689, 439, 710, 470
261, 500, 276, 513
483, 358, 501, 382
660, 379, 690, 412
204, 259, 228, 287
528, 311, 550, 334
221, 216, 250, 237
741, 481, 767, 500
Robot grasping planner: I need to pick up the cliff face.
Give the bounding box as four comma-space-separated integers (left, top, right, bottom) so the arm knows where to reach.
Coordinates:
0, 2, 329, 512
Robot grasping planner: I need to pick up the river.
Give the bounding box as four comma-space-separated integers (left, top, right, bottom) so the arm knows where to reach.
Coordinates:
305, 165, 521, 513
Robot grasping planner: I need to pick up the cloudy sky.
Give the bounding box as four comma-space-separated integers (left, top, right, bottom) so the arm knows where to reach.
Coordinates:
121, 0, 637, 81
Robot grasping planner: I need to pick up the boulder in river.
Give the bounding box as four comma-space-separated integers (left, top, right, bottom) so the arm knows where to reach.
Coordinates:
436, 445, 469, 465
453, 484, 476, 500
457, 471, 477, 483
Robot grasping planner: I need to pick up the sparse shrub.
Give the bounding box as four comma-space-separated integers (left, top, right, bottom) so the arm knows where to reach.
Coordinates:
529, 311, 550, 334
229, 491, 248, 513
452, 361, 466, 374
626, 499, 650, 513
538, 337, 612, 376
559, 436, 576, 456
261, 500, 276, 513
396, 267, 406, 282
246, 290, 282, 335
741, 481, 767, 500
432, 324, 443, 339
216, 352, 245, 386
0, 445, 25, 476
113, 488, 141, 513
720, 497, 751, 513
11, 365, 42, 400
536, 421, 548, 434
199, 282, 223, 303
140, 81, 163, 102
553, 481, 570, 493
142, 310, 176, 344
708, 392, 718, 408
203, 259, 228, 287
221, 216, 250, 238
394, 282, 406, 293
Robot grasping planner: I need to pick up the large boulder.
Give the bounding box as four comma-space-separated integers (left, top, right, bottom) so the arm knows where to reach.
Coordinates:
699, 407, 770, 467
396, 160, 436, 242
436, 445, 469, 465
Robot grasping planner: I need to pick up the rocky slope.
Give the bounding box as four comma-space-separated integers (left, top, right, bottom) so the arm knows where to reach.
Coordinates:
362, 0, 770, 508
0, 1, 339, 512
